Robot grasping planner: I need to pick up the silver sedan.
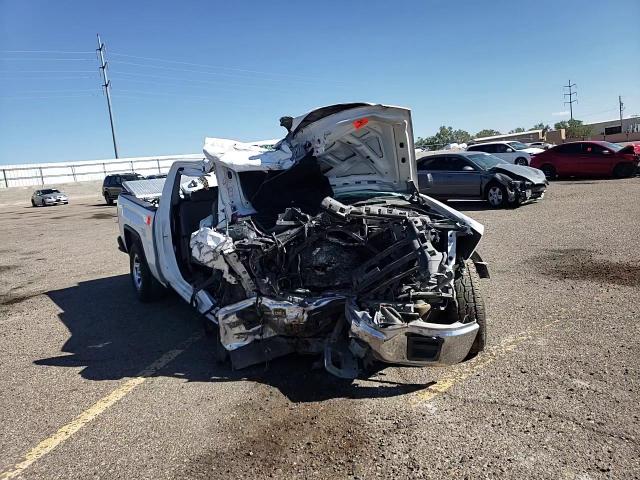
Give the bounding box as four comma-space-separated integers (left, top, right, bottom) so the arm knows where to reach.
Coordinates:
31, 188, 69, 207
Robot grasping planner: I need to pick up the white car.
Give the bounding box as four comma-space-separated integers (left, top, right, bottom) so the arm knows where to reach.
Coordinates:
467, 141, 544, 165
527, 141, 554, 150
31, 188, 69, 207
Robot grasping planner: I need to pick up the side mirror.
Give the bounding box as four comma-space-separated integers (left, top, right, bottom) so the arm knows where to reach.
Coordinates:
506, 148, 514, 153
462, 165, 475, 171
602, 150, 611, 155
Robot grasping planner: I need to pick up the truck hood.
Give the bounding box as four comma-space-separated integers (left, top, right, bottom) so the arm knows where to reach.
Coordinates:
491, 163, 547, 184
203, 103, 416, 197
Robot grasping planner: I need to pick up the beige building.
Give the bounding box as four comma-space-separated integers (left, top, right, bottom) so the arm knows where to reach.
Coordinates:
580, 116, 640, 143
471, 116, 640, 146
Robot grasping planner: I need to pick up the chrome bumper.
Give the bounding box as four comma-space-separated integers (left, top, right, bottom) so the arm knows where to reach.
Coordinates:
346, 302, 479, 366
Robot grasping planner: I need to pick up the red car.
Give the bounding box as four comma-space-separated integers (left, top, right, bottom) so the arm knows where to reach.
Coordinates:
530, 141, 639, 179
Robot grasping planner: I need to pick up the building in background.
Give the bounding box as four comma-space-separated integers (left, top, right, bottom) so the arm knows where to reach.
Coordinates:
582, 116, 640, 143
470, 129, 544, 144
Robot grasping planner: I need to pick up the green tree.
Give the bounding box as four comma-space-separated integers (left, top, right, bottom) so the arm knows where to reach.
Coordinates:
553, 119, 592, 139
532, 122, 550, 133
509, 127, 526, 134
475, 129, 501, 138
416, 126, 472, 150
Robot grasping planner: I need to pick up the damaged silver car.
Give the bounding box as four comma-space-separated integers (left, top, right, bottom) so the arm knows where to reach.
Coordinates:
117, 103, 490, 378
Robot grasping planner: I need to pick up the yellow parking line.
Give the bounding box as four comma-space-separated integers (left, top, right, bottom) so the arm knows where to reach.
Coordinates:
1, 317, 561, 478
412, 318, 560, 404
0, 332, 203, 480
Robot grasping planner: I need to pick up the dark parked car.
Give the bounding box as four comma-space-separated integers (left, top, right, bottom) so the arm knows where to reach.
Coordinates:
417, 151, 548, 208
102, 173, 143, 205
530, 141, 639, 179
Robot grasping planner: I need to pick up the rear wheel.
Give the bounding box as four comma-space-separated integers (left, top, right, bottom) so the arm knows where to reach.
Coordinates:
450, 261, 487, 358
104, 194, 114, 205
613, 163, 634, 179
540, 164, 557, 180
485, 183, 507, 208
129, 242, 163, 302
515, 157, 528, 166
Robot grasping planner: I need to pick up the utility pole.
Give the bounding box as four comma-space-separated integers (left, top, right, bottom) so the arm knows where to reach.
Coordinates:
96, 34, 119, 158
563, 80, 577, 121
619, 95, 624, 131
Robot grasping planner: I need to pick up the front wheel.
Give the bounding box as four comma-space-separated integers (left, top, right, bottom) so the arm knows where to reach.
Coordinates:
451, 261, 487, 358
31, 199, 36, 207
515, 157, 528, 166
104, 194, 114, 205
486, 183, 507, 208
129, 242, 163, 302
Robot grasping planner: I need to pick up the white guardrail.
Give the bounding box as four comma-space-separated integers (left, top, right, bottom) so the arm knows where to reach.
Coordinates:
0, 154, 205, 188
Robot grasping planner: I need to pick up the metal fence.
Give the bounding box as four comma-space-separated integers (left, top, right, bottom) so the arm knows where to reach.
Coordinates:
0, 154, 204, 188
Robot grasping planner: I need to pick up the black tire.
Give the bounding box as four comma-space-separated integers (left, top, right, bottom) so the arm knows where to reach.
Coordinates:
204, 319, 229, 363
485, 182, 507, 208
104, 194, 114, 206
40, 198, 47, 207
31, 199, 36, 207
129, 242, 163, 302
515, 157, 528, 166
612, 163, 633, 179
451, 261, 487, 358
540, 164, 557, 180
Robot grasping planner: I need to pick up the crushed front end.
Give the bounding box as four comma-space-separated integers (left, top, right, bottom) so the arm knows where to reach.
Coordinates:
191, 192, 486, 378
189, 103, 488, 378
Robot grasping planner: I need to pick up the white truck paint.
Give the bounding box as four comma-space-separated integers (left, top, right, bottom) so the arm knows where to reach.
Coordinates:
117, 103, 488, 378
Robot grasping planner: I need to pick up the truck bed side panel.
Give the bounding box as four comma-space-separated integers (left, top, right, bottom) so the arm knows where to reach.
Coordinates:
117, 194, 162, 283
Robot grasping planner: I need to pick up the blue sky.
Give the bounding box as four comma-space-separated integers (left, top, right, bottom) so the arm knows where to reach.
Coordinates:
1, 0, 639, 164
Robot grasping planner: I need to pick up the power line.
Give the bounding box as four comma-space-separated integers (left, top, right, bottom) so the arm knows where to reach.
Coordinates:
0, 57, 94, 61
563, 80, 577, 120
0, 75, 95, 80
2, 88, 100, 94
0, 93, 100, 100
0, 70, 97, 74
1, 49, 94, 54
109, 51, 349, 84
109, 59, 344, 87
110, 70, 298, 94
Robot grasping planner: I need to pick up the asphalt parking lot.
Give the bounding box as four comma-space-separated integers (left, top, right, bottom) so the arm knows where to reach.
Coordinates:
1, 178, 639, 479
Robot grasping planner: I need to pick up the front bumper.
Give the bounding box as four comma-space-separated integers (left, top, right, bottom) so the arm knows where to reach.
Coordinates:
346, 301, 479, 366
512, 183, 546, 203
44, 198, 68, 205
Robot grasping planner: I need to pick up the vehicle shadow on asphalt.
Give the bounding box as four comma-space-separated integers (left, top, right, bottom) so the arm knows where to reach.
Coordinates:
35, 275, 432, 403
445, 200, 495, 212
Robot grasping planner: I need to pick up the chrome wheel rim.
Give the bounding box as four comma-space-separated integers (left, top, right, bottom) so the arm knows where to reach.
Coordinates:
488, 187, 503, 206
516, 158, 527, 166
132, 254, 143, 290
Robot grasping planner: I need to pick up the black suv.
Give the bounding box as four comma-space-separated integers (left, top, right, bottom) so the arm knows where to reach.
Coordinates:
102, 173, 143, 205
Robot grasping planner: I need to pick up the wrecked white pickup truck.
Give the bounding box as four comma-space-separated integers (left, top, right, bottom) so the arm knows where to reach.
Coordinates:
117, 103, 489, 378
